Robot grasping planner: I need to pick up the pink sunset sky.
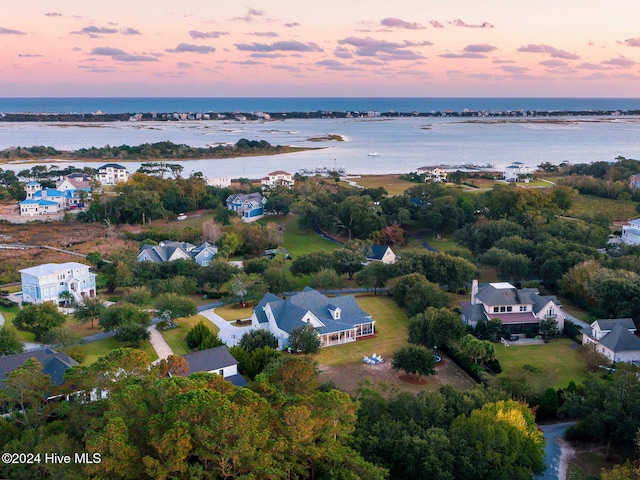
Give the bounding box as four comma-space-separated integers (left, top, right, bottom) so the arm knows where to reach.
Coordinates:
2, 0, 640, 97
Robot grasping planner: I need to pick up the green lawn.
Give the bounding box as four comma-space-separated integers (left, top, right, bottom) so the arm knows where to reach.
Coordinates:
75, 337, 158, 365
214, 304, 254, 322
494, 338, 586, 389
315, 295, 409, 366
159, 314, 220, 356
1, 305, 36, 342
268, 215, 338, 257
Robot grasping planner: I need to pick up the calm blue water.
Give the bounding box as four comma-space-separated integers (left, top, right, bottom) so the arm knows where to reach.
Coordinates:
1, 97, 640, 114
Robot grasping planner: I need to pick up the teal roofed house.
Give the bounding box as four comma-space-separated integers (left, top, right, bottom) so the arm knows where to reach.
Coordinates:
19, 198, 60, 216
251, 287, 375, 349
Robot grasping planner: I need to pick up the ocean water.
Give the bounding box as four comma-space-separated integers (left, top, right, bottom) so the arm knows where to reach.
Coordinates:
1, 98, 640, 178
2, 97, 640, 114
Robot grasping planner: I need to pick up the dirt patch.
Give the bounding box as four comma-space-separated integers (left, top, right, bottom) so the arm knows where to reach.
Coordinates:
318, 351, 477, 396
399, 374, 428, 385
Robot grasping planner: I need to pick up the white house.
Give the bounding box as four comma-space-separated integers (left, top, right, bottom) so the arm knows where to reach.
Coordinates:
629, 174, 640, 190
206, 177, 232, 188
20, 262, 97, 305
56, 173, 92, 192
460, 280, 566, 335
582, 318, 640, 364
504, 162, 534, 182
261, 171, 294, 189
181, 346, 246, 386
19, 198, 60, 216
25, 181, 42, 199
621, 218, 640, 246
416, 166, 448, 182
251, 287, 375, 349
366, 245, 397, 265
97, 163, 129, 185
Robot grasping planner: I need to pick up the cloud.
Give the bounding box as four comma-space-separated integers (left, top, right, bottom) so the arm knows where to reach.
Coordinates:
0, 27, 26, 35
540, 59, 569, 67
517, 44, 580, 60
250, 31, 278, 37
71, 25, 141, 37
602, 56, 636, 67
284, 22, 300, 28
334, 46, 352, 59
166, 43, 216, 54
337, 36, 431, 60
189, 30, 228, 39
464, 44, 497, 53
315, 59, 359, 71
380, 17, 425, 30
439, 52, 487, 59
449, 19, 494, 28
625, 38, 640, 47
231, 60, 265, 65
249, 52, 285, 58
176, 62, 192, 68
576, 63, 608, 70
18, 54, 43, 58
493, 59, 515, 64
430, 21, 444, 28
500, 65, 530, 74
272, 64, 300, 71
235, 40, 323, 52
234, 7, 266, 22
353, 58, 385, 66
89, 47, 158, 62
44, 12, 62, 17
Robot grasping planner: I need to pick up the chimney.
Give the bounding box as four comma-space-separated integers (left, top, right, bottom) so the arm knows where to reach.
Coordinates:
471, 279, 479, 305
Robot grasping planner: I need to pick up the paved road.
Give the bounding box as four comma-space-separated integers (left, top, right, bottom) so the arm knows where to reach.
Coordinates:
537, 422, 576, 480
199, 307, 253, 347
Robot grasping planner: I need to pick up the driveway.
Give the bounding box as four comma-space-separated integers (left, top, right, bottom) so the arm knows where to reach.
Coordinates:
148, 325, 173, 362
199, 308, 253, 347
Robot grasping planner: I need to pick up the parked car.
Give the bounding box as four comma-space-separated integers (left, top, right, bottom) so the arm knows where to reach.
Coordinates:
177, 213, 187, 221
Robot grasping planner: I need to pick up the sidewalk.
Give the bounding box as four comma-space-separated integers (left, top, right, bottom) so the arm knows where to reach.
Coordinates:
148, 325, 173, 362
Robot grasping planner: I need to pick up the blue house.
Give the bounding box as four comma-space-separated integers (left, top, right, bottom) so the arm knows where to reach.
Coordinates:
226, 192, 267, 222
20, 262, 97, 305
251, 287, 375, 349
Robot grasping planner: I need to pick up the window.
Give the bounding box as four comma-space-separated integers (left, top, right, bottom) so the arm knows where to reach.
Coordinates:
520, 306, 527, 312
506, 306, 512, 312
493, 307, 499, 313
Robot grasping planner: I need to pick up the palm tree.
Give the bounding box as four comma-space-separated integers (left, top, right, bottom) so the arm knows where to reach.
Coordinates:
59, 291, 74, 307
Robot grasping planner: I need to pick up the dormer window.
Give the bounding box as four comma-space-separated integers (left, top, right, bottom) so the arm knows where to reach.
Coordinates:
328, 305, 341, 320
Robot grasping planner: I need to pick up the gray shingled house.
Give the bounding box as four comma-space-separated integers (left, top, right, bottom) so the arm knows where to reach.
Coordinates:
582, 318, 640, 364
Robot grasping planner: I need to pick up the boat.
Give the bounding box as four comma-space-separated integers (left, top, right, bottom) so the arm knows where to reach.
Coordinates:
368, 141, 380, 156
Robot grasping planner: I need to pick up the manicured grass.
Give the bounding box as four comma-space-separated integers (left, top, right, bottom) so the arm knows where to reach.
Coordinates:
494, 338, 586, 389
567, 194, 638, 222
1, 305, 36, 342
345, 175, 417, 195
278, 215, 339, 257
75, 337, 158, 365
422, 233, 458, 252
159, 314, 220, 356
315, 294, 409, 366
214, 304, 254, 322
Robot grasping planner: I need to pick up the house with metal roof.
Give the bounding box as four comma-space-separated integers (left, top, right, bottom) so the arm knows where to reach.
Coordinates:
251, 287, 375, 349
137, 240, 218, 266
622, 218, 640, 246
181, 346, 246, 386
582, 318, 640, 364
460, 280, 566, 335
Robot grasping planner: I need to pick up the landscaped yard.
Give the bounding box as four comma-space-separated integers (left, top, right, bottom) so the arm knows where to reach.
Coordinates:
494, 338, 586, 389
74, 337, 158, 365
345, 174, 416, 195
214, 304, 254, 322
159, 314, 220, 356
264, 214, 338, 257
315, 294, 409, 366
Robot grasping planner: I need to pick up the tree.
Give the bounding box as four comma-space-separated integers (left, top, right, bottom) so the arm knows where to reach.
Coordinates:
407, 307, 466, 348
262, 267, 296, 295
185, 321, 223, 350
74, 296, 106, 329
58, 290, 74, 307
332, 242, 368, 280
460, 334, 495, 365
201, 258, 237, 294
13, 302, 65, 340
99, 303, 150, 332
290, 251, 334, 276
230, 272, 267, 306
392, 344, 437, 378
153, 293, 197, 320
332, 195, 382, 241
0, 325, 23, 356
404, 281, 450, 316
356, 262, 389, 295
114, 323, 150, 346
310, 268, 343, 293
539, 317, 559, 340
287, 323, 321, 354
238, 329, 278, 351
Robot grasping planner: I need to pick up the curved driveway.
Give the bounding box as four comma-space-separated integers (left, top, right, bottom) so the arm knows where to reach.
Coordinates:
199, 307, 253, 347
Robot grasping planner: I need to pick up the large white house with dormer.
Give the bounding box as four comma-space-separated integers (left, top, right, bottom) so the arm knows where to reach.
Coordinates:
251, 287, 375, 349
261, 170, 294, 189
97, 163, 129, 185
20, 262, 97, 305
460, 280, 566, 335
